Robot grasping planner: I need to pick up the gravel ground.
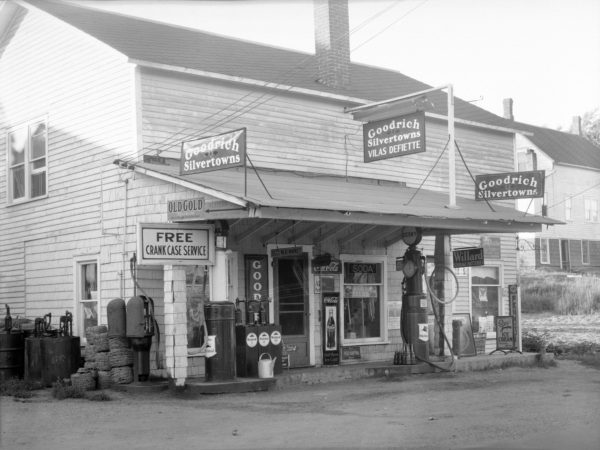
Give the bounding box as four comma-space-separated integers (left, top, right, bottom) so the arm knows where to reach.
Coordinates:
1, 359, 599, 450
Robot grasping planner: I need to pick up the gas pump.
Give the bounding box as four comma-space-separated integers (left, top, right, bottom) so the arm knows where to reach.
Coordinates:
126, 295, 155, 382
399, 227, 429, 364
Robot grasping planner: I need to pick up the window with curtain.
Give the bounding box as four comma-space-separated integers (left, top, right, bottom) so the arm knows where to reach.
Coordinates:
342, 260, 384, 342
7, 120, 47, 202
77, 261, 98, 340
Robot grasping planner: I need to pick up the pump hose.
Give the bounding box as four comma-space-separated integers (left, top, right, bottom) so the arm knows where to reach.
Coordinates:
418, 264, 461, 372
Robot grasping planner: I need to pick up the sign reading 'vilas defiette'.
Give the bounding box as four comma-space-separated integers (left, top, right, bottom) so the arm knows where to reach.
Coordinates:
363, 111, 426, 163
475, 170, 545, 201
180, 128, 246, 175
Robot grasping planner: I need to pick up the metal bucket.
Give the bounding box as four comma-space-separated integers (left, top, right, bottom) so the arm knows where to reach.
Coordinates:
258, 353, 276, 379
0, 332, 24, 381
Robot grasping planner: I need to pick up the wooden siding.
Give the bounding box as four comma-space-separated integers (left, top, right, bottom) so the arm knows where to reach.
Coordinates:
139, 69, 515, 199
0, 9, 136, 319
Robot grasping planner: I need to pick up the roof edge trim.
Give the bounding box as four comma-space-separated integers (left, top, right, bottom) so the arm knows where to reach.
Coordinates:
113, 159, 248, 207
131, 59, 371, 105
425, 112, 533, 135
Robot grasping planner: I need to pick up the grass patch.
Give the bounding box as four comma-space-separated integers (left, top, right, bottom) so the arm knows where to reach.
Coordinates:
520, 271, 600, 314
0, 378, 40, 398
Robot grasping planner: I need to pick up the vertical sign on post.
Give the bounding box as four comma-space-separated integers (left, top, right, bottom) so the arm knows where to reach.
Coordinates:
508, 284, 521, 352
245, 255, 269, 323
323, 293, 339, 365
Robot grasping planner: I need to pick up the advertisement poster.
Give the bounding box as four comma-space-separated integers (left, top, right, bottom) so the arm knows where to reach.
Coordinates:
323, 293, 339, 365
387, 301, 401, 330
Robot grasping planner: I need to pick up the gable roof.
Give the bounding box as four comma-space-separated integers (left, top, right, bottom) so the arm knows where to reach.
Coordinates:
22, 0, 512, 129
512, 121, 600, 170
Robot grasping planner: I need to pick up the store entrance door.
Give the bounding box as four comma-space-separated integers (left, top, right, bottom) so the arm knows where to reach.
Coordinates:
273, 254, 310, 367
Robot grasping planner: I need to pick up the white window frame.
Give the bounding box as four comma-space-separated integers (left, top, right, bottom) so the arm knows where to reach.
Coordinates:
6, 118, 48, 204
581, 240, 590, 265
564, 196, 572, 221
584, 198, 599, 223
73, 256, 101, 344
539, 238, 550, 264
469, 263, 504, 338
340, 254, 387, 346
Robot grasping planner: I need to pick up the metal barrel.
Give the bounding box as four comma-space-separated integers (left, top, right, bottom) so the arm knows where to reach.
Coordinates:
204, 302, 236, 381
0, 332, 24, 381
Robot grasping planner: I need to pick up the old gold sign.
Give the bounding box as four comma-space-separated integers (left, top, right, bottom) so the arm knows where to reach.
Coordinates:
137, 223, 215, 265
475, 170, 545, 200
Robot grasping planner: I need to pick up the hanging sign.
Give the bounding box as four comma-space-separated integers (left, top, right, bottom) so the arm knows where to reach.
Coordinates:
180, 128, 246, 175
475, 170, 545, 201
453, 247, 484, 268
312, 258, 341, 274
363, 111, 426, 163
167, 197, 204, 220
271, 247, 303, 258
137, 223, 215, 266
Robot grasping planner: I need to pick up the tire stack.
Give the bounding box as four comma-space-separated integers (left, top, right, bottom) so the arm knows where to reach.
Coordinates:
108, 336, 133, 384
70, 325, 110, 391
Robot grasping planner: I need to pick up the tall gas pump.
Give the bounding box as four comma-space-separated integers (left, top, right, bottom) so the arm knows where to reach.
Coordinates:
399, 227, 429, 364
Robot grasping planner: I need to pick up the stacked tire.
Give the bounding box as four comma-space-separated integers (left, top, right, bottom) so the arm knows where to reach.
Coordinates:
71, 325, 110, 391
108, 336, 133, 385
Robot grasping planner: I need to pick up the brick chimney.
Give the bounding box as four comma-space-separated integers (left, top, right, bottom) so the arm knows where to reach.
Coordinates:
571, 116, 582, 135
314, 0, 350, 89
503, 98, 514, 121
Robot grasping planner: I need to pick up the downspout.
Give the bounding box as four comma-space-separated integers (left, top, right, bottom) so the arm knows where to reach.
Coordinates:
121, 177, 129, 299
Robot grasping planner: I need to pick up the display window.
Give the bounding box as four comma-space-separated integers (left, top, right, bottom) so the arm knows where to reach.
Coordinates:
186, 265, 210, 353
470, 266, 501, 334
341, 256, 386, 343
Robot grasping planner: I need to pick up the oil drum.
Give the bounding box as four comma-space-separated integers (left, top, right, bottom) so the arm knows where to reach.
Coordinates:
204, 302, 236, 381
0, 332, 24, 381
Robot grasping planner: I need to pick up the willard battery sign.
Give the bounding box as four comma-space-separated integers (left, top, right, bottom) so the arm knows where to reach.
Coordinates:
475, 170, 545, 201
363, 112, 425, 162
180, 128, 246, 175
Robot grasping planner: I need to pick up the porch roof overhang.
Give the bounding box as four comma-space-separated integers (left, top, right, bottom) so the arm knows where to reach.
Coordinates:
114, 158, 562, 235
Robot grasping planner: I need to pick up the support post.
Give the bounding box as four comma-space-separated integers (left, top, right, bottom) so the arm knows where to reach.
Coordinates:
434, 234, 453, 356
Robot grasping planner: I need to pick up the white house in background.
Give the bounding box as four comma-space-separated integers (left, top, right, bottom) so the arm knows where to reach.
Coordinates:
502, 100, 600, 274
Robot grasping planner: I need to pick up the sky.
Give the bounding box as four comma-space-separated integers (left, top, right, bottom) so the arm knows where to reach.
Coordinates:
84, 0, 600, 131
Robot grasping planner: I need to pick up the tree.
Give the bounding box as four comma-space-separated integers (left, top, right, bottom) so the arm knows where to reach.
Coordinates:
581, 107, 600, 147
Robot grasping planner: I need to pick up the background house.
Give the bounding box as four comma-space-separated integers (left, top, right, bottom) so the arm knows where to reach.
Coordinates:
502, 99, 600, 275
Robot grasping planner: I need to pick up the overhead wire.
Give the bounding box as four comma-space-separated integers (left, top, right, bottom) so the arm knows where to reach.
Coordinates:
119, 0, 429, 165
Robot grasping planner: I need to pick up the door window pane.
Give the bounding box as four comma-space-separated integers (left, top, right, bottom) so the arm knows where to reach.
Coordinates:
471, 266, 500, 333
277, 258, 306, 336
79, 262, 98, 336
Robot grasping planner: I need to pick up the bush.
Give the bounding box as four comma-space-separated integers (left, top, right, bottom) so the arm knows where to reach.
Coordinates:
0, 378, 39, 398
520, 271, 600, 314
52, 378, 85, 400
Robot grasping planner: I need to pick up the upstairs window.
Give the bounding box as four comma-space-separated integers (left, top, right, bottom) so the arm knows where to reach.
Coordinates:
584, 198, 598, 223
564, 196, 572, 221
7, 120, 47, 203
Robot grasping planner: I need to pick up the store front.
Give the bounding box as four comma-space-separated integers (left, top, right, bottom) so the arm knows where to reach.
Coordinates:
116, 156, 560, 385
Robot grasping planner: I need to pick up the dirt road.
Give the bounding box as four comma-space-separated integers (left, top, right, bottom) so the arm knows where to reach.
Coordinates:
1, 359, 599, 450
